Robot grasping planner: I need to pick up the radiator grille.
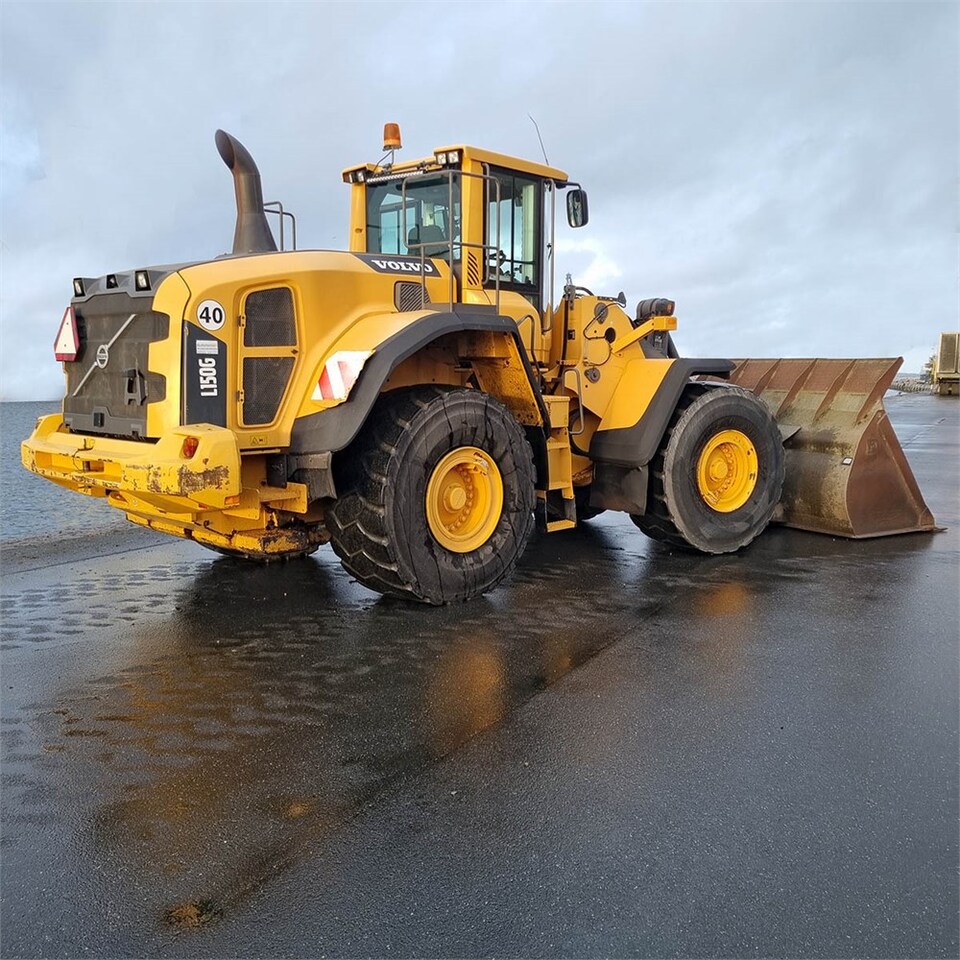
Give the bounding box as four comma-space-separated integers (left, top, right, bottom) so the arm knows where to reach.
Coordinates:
242, 356, 295, 424
64, 292, 168, 438
244, 287, 296, 347
394, 281, 430, 312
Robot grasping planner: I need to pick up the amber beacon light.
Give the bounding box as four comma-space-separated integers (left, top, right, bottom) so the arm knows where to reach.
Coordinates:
383, 123, 402, 152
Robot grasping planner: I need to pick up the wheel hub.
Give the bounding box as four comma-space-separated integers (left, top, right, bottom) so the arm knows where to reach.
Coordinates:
426, 447, 503, 552
444, 484, 468, 512
696, 429, 758, 513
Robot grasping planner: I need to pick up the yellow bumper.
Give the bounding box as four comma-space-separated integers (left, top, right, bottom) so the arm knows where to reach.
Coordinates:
21, 415, 241, 511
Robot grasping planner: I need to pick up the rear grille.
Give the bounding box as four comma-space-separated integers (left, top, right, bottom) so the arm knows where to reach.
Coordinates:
244, 287, 295, 346
242, 356, 295, 424
64, 292, 168, 439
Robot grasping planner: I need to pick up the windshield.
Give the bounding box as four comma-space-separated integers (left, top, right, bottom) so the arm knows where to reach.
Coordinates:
365, 174, 461, 260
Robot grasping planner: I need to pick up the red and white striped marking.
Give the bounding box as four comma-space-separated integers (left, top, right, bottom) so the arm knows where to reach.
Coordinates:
311, 351, 373, 401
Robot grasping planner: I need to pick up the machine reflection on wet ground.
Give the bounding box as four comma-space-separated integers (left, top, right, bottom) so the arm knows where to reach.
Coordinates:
0, 394, 956, 957
3, 525, 663, 934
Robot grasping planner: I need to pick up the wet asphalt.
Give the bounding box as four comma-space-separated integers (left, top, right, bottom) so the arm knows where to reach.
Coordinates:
1, 393, 957, 959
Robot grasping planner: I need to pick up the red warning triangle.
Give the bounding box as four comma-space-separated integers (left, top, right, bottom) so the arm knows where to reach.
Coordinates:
54, 306, 79, 362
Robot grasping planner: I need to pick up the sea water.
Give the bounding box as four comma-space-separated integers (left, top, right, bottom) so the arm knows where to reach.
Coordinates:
0, 401, 129, 544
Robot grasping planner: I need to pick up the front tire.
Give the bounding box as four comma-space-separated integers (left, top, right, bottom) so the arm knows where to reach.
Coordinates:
327, 387, 536, 604
632, 385, 784, 553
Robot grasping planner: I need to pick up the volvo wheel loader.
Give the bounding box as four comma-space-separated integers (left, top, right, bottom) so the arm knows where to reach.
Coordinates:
22, 125, 936, 603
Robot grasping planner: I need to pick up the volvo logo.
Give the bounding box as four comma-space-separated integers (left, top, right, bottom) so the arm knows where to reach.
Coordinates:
353, 253, 439, 276
71, 312, 137, 399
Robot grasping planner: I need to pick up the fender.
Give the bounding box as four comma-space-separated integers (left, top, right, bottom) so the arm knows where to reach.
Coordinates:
290, 306, 547, 455
589, 358, 734, 468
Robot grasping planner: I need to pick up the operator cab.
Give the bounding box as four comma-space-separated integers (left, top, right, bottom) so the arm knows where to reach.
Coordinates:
343, 124, 588, 318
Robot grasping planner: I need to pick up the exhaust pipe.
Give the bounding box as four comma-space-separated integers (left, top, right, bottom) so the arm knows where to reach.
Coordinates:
215, 129, 277, 255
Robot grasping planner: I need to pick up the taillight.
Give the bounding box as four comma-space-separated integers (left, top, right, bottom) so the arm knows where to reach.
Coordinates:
311, 351, 372, 402
54, 306, 79, 362
181, 436, 200, 458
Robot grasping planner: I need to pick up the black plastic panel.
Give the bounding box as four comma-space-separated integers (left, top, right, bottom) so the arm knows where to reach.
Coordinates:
183, 323, 227, 427
63, 292, 168, 439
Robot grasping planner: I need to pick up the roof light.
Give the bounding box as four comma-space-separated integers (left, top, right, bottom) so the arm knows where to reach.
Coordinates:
135, 270, 150, 291
383, 123, 402, 152
106, 274, 118, 289
54, 306, 80, 362
356, 169, 366, 183
311, 350, 373, 402
72, 278, 85, 297
435, 150, 462, 166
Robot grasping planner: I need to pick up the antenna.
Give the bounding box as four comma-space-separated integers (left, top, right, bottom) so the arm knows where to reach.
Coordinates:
528, 114, 549, 165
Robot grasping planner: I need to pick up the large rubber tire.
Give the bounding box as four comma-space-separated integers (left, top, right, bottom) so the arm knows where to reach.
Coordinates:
632, 385, 784, 554
327, 387, 536, 604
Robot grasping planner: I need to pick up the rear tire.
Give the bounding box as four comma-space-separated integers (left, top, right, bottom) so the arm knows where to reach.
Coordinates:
327, 387, 536, 604
632, 385, 784, 553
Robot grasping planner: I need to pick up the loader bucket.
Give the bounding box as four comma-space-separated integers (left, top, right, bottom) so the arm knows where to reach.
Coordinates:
726, 358, 936, 538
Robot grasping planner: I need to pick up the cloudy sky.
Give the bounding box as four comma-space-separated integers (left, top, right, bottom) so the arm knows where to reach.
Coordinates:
1, 0, 956, 400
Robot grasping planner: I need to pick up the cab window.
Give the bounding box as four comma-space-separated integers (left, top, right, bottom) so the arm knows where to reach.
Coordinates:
486, 170, 541, 309
366, 174, 461, 260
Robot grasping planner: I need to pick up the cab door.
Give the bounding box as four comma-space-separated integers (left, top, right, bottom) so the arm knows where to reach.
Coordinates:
484, 167, 545, 361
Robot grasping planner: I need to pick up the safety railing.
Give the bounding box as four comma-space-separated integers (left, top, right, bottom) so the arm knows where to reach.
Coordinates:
398, 167, 505, 315
263, 201, 297, 251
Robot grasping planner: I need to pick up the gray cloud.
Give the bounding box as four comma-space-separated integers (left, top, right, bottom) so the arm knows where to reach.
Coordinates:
1, 0, 956, 399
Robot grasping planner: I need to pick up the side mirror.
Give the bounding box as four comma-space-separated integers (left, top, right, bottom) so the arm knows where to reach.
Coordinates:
566, 188, 589, 228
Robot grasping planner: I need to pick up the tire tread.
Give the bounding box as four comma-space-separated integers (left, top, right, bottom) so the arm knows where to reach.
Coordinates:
327, 386, 535, 603
632, 384, 783, 553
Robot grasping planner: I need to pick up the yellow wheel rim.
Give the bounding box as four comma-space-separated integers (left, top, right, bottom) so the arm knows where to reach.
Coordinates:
696, 429, 758, 513
425, 447, 504, 553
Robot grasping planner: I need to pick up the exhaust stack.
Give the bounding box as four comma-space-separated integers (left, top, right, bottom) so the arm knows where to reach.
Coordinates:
215, 129, 277, 255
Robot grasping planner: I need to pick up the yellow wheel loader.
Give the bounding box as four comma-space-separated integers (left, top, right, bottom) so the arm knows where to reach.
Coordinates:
23, 125, 936, 604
